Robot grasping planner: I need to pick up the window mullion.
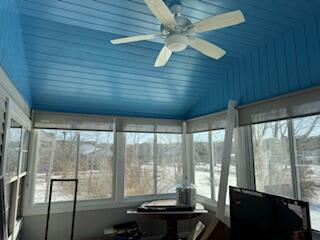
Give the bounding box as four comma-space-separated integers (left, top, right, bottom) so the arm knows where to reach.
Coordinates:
112, 118, 118, 202
17, 128, 25, 176
246, 126, 256, 190
209, 131, 215, 201
45, 131, 55, 202
182, 122, 188, 185
188, 134, 195, 185
115, 132, 125, 201
153, 134, 158, 195
75, 131, 80, 179
287, 119, 301, 200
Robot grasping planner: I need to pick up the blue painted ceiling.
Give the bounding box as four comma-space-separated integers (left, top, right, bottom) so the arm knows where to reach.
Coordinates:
13, 0, 320, 119
0, 0, 31, 104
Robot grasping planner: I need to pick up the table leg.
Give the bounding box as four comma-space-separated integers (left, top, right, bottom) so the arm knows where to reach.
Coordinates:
162, 218, 178, 240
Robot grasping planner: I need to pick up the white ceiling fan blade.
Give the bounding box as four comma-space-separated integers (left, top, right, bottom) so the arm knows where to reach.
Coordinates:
144, 0, 177, 28
192, 10, 245, 33
111, 33, 159, 45
189, 37, 226, 60
155, 46, 172, 67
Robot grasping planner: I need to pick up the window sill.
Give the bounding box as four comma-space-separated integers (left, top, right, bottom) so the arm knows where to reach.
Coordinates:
23, 194, 176, 216
123, 193, 175, 202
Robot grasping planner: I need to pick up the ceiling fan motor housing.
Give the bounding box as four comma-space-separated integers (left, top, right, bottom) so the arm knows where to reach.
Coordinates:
165, 34, 188, 52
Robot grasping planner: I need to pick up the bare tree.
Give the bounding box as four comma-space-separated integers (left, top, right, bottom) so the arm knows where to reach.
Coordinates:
253, 116, 320, 201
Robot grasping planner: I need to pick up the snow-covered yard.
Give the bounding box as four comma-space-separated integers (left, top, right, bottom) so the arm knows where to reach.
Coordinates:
34, 164, 320, 231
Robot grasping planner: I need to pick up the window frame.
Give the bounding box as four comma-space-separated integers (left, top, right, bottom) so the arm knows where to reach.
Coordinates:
2, 99, 32, 240
190, 128, 245, 208
28, 129, 116, 205
22, 108, 320, 237
122, 131, 184, 199
24, 119, 186, 216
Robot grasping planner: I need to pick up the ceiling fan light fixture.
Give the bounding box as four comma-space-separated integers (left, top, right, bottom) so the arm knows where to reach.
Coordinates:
110, 0, 246, 67
165, 34, 188, 52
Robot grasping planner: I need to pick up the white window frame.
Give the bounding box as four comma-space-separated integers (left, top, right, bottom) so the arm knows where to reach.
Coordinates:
24, 127, 118, 216
2, 99, 32, 240
121, 131, 184, 200
23, 118, 186, 216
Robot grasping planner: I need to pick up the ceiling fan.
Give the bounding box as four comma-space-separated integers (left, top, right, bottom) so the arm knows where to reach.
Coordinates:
110, 0, 245, 67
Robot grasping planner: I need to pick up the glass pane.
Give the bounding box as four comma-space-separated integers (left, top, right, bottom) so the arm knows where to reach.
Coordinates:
51, 181, 77, 202
20, 152, 28, 174
6, 120, 22, 180
293, 115, 320, 231
16, 176, 25, 220
252, 121, 294, 198
78, 131, 113, 200
193, 132, 211, 198
34, 130, 77, 203
7, 181, 17, 236
20, 129, 30, 174
124, 133, 154, 197
22, 129, 30, 151
156, 134, 183, 194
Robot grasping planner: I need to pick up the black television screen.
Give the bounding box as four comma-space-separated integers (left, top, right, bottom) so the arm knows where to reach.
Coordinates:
230, 186, 312, 240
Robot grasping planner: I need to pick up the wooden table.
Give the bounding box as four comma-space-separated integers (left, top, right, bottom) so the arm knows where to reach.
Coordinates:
127, 204, 208, 240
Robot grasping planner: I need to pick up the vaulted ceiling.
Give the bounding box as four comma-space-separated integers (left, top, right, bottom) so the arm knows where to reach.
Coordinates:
12, 0, 320, 119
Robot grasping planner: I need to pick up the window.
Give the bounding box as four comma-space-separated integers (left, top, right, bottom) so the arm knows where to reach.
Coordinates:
78, 131, 113, 200
34, 129, 114, 203
16, 176, 25, 220
5, 120, 25, 238
211, 131, 223, 201
252, 121, 294, 198
124, 132, 182, 197
156, 134, 183, 194
20, 129, 30, 173
35, 130, 77, 203
252, 116, 320, 232
193, 132, 211, 198
293, 115, 320, 231
6, 120, 22, 181
6, 181, 17, 236
3, 116, 30, 239
124, 133, 154, 197
192, 129, 236, 204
